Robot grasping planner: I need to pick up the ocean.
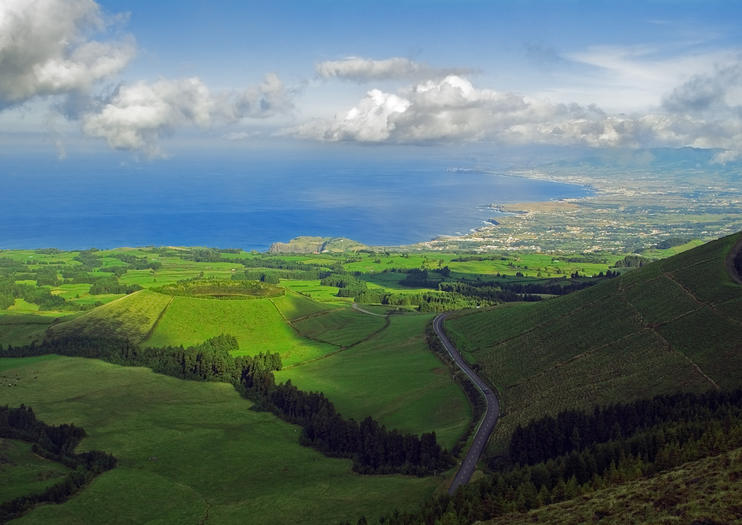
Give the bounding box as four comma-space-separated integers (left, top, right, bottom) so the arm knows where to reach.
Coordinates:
0, 153, 590, 251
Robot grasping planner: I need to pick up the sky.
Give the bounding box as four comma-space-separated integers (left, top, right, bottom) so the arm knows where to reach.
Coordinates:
2, 0, 742, 162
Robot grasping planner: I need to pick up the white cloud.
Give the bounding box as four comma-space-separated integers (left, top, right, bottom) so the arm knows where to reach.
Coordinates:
316, 56, 472, 82
0, 0, 134, 108
294, 75, 642, 146
82, 74, 293, 155
291, 70, 742, 161
559, 45, 739, 111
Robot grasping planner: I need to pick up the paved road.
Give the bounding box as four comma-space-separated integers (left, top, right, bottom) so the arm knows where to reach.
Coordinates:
433, 313, 500, 495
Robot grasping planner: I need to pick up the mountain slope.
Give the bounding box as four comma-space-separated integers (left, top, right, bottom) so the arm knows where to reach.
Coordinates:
486, 447, 742, 525
445, 232, 742, 453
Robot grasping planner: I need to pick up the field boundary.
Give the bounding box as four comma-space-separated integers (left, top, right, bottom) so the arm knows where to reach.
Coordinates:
141, 295, 175, 344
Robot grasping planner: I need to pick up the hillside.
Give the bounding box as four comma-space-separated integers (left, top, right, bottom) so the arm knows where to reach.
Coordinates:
445, 232, 742, 453
144, 295, 336, 366
486, 447, 742, 525
46, 290, 173, 343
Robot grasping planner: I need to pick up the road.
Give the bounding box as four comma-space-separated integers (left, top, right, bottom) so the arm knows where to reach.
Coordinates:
433, 313, 500, 495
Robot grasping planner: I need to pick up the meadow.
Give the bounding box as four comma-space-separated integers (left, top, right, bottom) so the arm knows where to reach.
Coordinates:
145, 295, 337, 366
0, 439, 71, 504
277, 314, 471, 450
291, 307, 387, 347
1, 356, 447, 525
47, 290, 173, 343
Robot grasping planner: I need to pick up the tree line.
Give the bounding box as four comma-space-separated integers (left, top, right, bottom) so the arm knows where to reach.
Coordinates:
0, 405, 117, 522
374, 389, 742, 525
509, 390, 742, 465
1, 335, 451, 476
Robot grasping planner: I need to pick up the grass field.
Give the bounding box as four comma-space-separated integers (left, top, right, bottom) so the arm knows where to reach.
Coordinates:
144, 295, 336, 366
445, 232, 742, 454
277, 314, 471, 450
270, 292, 338, 321
487, 447, 742, 525
47, 290, 173, 343
0, 314, 63, 347
279, 279, 351, 303
1, 356, 445, 525
292, 307, 387, 347
0, 438, 71, 504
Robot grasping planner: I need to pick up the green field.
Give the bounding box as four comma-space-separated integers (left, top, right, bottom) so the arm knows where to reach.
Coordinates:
292, 307, 387, 347
47, 290, 173, 343
0, 439, 71, 504
0, 314, 57, 347
445, 232, 742, 454
144, 295, 336, 366
270, 292, 338, 321
1, 356, 447, 525
277, 314, 471, 450
279, 279, 350, 303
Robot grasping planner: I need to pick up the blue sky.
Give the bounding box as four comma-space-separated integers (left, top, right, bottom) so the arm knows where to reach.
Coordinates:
2, 0, 742, 161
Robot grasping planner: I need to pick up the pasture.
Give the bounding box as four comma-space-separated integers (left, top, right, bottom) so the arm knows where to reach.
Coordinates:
144, 295, 336, 366
1, 356, 445, 525
277, 313, 471, 450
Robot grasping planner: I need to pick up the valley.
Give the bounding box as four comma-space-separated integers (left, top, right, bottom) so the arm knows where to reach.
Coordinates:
1, 232, 741, 523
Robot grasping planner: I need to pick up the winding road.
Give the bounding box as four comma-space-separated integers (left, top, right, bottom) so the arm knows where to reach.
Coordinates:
433, 313, 500, 495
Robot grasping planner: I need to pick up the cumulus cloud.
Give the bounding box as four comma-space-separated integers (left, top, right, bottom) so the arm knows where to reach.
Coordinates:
0, 0, 134, 108
316, 56, 472, 82
82, 74, 293, 155
293, 69, 742, 162
295, 75, 644, 146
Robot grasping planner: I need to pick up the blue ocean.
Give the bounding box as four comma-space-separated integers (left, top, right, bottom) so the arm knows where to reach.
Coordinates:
0, 152, 589, 251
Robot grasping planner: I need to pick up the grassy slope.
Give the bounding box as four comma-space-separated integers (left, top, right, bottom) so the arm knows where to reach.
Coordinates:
1, 356, 444, 525
0, 315, 57, 347
0, 439, 71, 504
270, 292, 338, 321
446, 232, 742, 453
144, 295, 335, 366
46, 290, 173, 343
276, 314, 471, 449
487, 447, 742, 525
292, 308, 387, 347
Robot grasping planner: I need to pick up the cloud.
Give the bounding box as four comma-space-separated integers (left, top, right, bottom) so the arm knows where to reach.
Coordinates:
294, 75, 643, 146
82, 74, 293, 155
661, 62, 742, 161
0, 0, 134, 108
560, 44, 739, 111
315, 56, 472, 82
291, 70, 742, 162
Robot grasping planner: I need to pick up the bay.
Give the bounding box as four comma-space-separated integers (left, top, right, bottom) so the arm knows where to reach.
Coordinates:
0, 154, 589, 251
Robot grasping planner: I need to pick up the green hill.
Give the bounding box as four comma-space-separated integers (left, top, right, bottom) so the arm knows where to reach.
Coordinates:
46, 290, 173, 343
445, 232, 742, 453
144, 295, 336, 366
44, 286, 339, 366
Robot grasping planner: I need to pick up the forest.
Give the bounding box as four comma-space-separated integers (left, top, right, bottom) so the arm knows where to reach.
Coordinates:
374, 390, 742, 524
